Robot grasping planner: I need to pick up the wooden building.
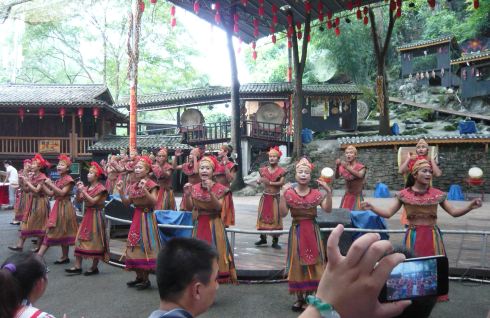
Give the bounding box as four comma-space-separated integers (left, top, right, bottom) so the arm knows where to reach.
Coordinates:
451, 51, 490, 99
0, 84, 126, 166
397, 36, 460, 87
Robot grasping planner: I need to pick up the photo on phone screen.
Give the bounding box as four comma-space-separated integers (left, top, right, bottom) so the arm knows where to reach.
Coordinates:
380, 255, 448, 302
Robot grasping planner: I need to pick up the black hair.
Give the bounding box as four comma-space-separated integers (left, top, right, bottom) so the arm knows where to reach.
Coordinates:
391, 247, 438, 318
3, 160, 12, 165
0, 253, 47, 318
156, 238, 218, 302
405, 173, 415, 188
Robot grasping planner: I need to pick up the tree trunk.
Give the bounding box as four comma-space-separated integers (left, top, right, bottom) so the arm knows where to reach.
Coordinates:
369, 8, 396, 136
290, 11, 311, 159
127, 0, 142, 151
225, 28, 245, 190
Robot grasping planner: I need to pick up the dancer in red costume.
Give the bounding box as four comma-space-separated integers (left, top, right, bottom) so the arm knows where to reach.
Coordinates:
116, 155, 160, 290
66, 162, 109, 275
11, 159, 31, 225
173, 147, 201, 211
183, 155, 237, 284
38, 155, 77, 265
361, 159, 482, 302
335, 145, 366, 211
398, 138, 442, 226
152, 147, 176, 210
9, 154, 50, 253
255, 146, 286, 249
280, 157, 332, 312
215, 144, 236, 226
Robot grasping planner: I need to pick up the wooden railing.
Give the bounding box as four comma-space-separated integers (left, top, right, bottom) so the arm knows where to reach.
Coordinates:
0, 135, 95, 158
243, 120, 291, 143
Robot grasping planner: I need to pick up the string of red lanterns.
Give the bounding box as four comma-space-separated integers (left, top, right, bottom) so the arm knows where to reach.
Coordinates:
15, 106, 100, 123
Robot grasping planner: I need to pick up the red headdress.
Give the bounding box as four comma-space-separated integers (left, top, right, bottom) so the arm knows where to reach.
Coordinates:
23, 159, 31, 165
268, 146, 282, 158
90, 161, 105, 178
138, 155, 153, 171
295, 157, 314, 171
200, 155, 219, 170
58, 154, 72, 167
32, 153, 50, 168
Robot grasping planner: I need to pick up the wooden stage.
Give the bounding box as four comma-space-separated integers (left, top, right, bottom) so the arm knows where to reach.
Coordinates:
109, 195, 490, 276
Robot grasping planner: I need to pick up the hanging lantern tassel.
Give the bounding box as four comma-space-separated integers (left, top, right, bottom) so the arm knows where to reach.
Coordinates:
38, 107, 45, 120
18, 107, 25, 123
252, 42, 257, 60
193, 1, 200, 14
77, 107, 84, 122
93, 107, 100, 122
473, 0, 479, 9
60, 107, 66, 122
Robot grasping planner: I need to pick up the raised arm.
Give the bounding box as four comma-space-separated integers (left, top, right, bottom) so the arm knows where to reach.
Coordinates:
440, 198, 482, 217
116, 180, 131, 206
279, 183, 292, 217
398, 153, 412, 175
318, 181, 332, 213
360, 199, 402, 219
430, 158, 442, 177
172, 148, 183, 170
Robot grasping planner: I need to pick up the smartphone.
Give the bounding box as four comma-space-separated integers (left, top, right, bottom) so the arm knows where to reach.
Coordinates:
379, 255, 448, 302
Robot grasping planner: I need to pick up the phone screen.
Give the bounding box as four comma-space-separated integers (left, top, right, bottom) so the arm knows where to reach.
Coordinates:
385, 258, 438, 301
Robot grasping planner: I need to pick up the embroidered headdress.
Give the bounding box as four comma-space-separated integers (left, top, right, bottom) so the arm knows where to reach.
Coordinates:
58, 154, 72, 167
89, 162, 105, 177
295, 157, 314, 171
268, 146, 282, 158
411, 159, 431, 175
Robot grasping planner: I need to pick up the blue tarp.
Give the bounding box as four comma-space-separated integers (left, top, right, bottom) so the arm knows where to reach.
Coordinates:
447, 184, 465, 201
155, 210, 193, 243
391, 123, 400, 135
374, 182, 391, 198
458, 120, 477, 134
351, 210, 389, 241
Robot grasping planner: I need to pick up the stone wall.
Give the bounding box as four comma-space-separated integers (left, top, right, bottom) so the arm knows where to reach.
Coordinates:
303, 142, 489, 193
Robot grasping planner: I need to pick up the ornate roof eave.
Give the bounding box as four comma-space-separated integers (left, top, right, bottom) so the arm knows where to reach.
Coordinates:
397, 36, 458, 52
450, 50, 490, 65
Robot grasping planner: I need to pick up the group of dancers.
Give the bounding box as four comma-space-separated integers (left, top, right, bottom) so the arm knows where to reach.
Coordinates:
6, 138, 483, 311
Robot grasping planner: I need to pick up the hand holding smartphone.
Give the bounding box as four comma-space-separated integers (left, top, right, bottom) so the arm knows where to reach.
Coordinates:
379, 255, 449, 302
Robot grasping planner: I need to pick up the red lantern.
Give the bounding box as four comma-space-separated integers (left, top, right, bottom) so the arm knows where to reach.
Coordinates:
139, 0, 145, 13
150, 0, 157, 4
347, 1, 353, 10
18, 107, 25, 123
363, 15, 369, 25
287, 40, 292, 48
253, 18, 259, 37
335, 26, 340, 36
396, 7, 402, 17
356, 8, 362, 19
193, 1, 199, 14
305, 1, 312, 13
327, 20, 332, 30
428, 0, 435, 9
59, 107, 66, 122
215, 11, 221, 24
474, 0, 479, 9
287, 14, 293, 26
93, 107, 100, 121
297, 31, 302, 40
258, 6, 264, 17
271, 34, 276, 44
171, 18, 176, 27
307, 33, 310, 42
390, 0, 396, 11
77, 107, 84, 122
234, 23, 239, 33
272, 4, 278, 14
327, 11, 332, 20
38, 107, 45, 119
252, 50, 257, 60
170, 6, 176, 27
287, 67, 292, 82
335, 17, 340, 26
363, 6, 369, 15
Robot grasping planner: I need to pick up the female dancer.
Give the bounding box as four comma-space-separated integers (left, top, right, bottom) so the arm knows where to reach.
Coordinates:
183, 155, 237, 284
279, 157, 332, 311
66, 162, 109, 275
255, 146, 286, 249
116, 156, 160, 290
152, 147, 176, 210
105, 155, 121, 196
11, 159, 31, 225
9, 154, 50, 252
362, 159, 482, 301
173, 147, 201, 211
215, 144, 236, 226
38, 155, 77, 264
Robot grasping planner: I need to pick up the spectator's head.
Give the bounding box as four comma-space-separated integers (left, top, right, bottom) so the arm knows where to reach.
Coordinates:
156, 238, 219, 317
0, 253, 48, 318
3, 160, 12, 168
391, 247, 437, 318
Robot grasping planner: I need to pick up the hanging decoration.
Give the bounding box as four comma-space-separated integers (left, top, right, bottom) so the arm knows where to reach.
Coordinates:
93, 107, 100, 121
347, 1, 354, 11
38, 107, 45, 120
241, 0, 248, 6
318, 2, 324, 22
59, 107, 66, 122
327, 20, 332, 30
252, 41, 257, 60
363, 15, 369, 25
270, 25, 276, 44
304, 1, 312, 13
77, 107, 84, 122
335, 26, 340, 36
356, 8, 362, 20
193, 1, 199, 14
296, 22, 302, 40
214, 2, 221, 25
139, 0, 145, 13
390, 0, 396, 11
428, 0, 435, 9
474, 0, 479, 9
233, 13, 239, 33
170, 5, 176, 28
18, 107, 25, 123
258, 0, 264, 17
287, 67, 292, 82
253, 18, 259, 37
272, 4, 278, 24
150, 0, 157, 4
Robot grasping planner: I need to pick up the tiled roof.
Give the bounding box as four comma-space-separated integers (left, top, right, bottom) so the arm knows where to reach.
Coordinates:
397, 36, 456, 52
89, 135, 191, 152
338, 134, 490, 147
451, 50, 490, 65
115, 83, 362, 111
